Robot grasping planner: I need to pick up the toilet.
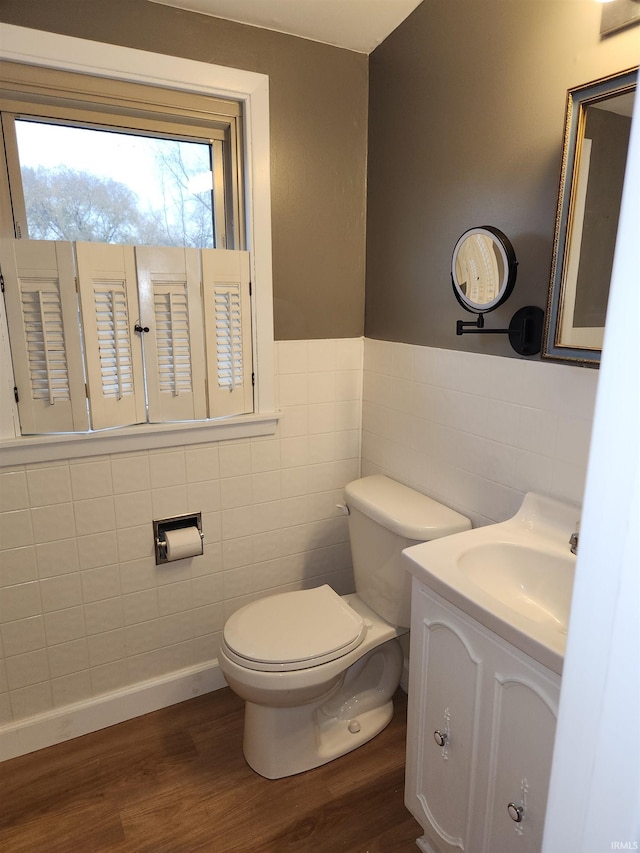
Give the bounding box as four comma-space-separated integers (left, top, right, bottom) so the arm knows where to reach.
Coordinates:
219, 474, 471, 779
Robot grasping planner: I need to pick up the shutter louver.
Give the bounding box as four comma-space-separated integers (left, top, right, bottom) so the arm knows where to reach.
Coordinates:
155, 288, 192, 395
76, 242, 145, 430
94, 285, 135, 400
22, 284, 70, 403
202, 249, 253, 418
0, 239, 88, 433
136, 246, 206, 422
214, 288, 245, 391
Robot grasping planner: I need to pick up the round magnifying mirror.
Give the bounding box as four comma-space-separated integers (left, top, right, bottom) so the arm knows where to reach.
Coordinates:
451, 226, 517, 313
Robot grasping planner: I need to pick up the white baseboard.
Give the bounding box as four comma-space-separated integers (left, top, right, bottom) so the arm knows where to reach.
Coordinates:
0, 660, 226, 762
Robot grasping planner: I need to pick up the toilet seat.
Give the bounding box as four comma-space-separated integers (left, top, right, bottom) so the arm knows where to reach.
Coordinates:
222, 585, 367, 672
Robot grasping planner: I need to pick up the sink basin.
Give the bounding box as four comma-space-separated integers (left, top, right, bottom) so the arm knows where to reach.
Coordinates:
402, 493, 579, 674
457, 542, 574, 633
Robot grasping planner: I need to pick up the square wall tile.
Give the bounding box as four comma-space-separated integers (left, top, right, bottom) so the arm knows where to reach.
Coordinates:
277, 340, 309, 374
70, 459, 113, 500
307, 339, 337, 373
31, 503, 76, 544
1, 616, 45, 656
26, 466, 72, 507
149, 450, 186, 489
88, 629, 126, 667
48, 638, 89, 678
114, 491, 153, 529
10, 682, 52, 718
0, 509, 33, 550
122, 590, 158, 627
44, 607, 86, 646
52, 670, 92, 707
77, 532, 119, 571
40, 573, 83, 613
91, 660, 130, 695
5, 648, 50, 689
151, 486, 187, 520
84, 597, 123, 635
186, 481, 220, 514
0, 470, 29, 512
1, 546, 37, 587
185, 446, 220, 483
81, 564, 121, 603
0, 581, 41, 623
74, 496, 116, 537
35, 538, 80, 579
219, 443, 252, 479
111, 454, 150, 495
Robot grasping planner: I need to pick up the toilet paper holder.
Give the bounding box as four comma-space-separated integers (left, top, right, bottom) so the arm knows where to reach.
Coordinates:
153, 512, 204, 565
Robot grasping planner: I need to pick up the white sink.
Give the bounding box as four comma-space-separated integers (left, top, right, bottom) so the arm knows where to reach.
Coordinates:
402, 493, 580, 674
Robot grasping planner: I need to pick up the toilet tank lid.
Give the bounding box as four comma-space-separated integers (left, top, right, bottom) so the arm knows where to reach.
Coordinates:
345, 475, 471, 541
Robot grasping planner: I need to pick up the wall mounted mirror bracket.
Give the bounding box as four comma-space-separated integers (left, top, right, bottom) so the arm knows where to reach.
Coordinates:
456, 306, 545, 356
451, 225, 544, 356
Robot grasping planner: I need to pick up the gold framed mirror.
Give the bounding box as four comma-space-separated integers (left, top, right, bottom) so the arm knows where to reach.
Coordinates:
543, 67, 637, 366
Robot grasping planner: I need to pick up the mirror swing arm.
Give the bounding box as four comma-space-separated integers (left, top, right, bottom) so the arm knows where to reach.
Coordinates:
451, 225, 544, 357
456, 307, 545, 357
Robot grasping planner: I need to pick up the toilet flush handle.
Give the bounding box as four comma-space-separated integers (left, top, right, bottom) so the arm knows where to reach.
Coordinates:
336, 504, 350, 515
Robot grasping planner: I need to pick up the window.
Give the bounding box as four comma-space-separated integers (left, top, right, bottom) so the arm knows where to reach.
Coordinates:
0, 45, 273, 450
0, 59, 244, 249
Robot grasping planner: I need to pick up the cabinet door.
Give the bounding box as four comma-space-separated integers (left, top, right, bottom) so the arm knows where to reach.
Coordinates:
406, 583, 483, 851
481, 648, 559, 853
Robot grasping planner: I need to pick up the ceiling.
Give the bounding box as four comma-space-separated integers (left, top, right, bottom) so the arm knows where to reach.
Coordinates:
148, 0, 424, 54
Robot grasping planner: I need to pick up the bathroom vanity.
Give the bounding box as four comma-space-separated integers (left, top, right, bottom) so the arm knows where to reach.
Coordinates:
405, 580, 559, 853
402, 493, 578, 853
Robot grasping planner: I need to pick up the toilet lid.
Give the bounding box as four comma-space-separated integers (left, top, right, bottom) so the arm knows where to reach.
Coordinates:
223, 585, 366, 671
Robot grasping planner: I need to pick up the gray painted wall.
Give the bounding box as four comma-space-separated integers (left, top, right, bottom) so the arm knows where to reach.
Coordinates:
3, 1, 640, 355
366, 0, 640, 357
0, 0, 369, 341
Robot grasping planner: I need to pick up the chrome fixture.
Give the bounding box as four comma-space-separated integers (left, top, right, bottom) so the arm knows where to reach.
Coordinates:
569, 524, 580, 555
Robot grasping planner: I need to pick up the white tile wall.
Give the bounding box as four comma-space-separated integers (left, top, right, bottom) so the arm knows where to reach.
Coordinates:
0, 339, 362, 724
0, 337, 600, 726
362, 340, 598, 526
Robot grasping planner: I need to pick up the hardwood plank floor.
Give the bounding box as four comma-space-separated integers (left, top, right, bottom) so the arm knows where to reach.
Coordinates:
0, 687, 421, 852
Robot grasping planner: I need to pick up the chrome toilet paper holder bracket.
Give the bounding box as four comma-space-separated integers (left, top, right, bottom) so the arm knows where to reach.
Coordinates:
153, 512, 203, 565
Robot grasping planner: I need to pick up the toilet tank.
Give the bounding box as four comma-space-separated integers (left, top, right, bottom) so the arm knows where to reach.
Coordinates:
344, 476, 471, 628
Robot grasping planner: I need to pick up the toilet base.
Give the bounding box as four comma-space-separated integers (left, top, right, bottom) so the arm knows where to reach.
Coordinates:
242, 639, 403, 779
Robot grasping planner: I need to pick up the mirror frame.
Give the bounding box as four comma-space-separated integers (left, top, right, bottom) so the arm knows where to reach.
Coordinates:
451, 225, 518, 314
543, 67, 637, 366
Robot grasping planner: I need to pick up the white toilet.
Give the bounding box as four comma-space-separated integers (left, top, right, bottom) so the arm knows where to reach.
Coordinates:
219, 474, 471, 779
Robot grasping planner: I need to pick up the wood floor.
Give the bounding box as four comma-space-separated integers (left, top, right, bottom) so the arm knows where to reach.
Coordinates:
0, 687, 422, 852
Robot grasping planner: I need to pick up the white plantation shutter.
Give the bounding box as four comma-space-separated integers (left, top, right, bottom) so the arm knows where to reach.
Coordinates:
202, 249, 253, 417
76, 242, 145, 430
0, 238, 89, 433
136, 246, 206, 423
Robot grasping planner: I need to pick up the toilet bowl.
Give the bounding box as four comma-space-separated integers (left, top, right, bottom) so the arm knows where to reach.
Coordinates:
219, 475, 471, 779
219, 588, 404, 779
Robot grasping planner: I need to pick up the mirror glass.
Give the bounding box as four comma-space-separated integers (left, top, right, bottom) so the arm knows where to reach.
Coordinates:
451, 226, 517, 313
544, 67, 637, 366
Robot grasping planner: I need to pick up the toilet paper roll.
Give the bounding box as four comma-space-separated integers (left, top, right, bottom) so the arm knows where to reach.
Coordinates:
164, 526, 203, 561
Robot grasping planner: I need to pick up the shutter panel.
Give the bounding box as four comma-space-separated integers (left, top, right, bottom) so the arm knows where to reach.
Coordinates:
0, 238, 88, 434
202, 249, 253, 418
136, 246, 206, 423
75, 242, 145, 430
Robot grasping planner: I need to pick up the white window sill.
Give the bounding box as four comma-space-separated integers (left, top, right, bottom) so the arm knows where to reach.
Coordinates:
0, 412, 281, 467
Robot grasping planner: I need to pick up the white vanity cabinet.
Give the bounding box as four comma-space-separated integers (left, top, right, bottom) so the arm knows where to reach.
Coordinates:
405, 578, 560, 853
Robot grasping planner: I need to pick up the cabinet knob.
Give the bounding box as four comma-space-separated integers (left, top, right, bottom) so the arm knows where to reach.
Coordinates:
507, 802, 524, 823
433, 730, 448, 747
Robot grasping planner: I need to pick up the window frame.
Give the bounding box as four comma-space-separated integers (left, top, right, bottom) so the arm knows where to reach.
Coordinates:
0, 58, 246, 250
0, 24, 278, 465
